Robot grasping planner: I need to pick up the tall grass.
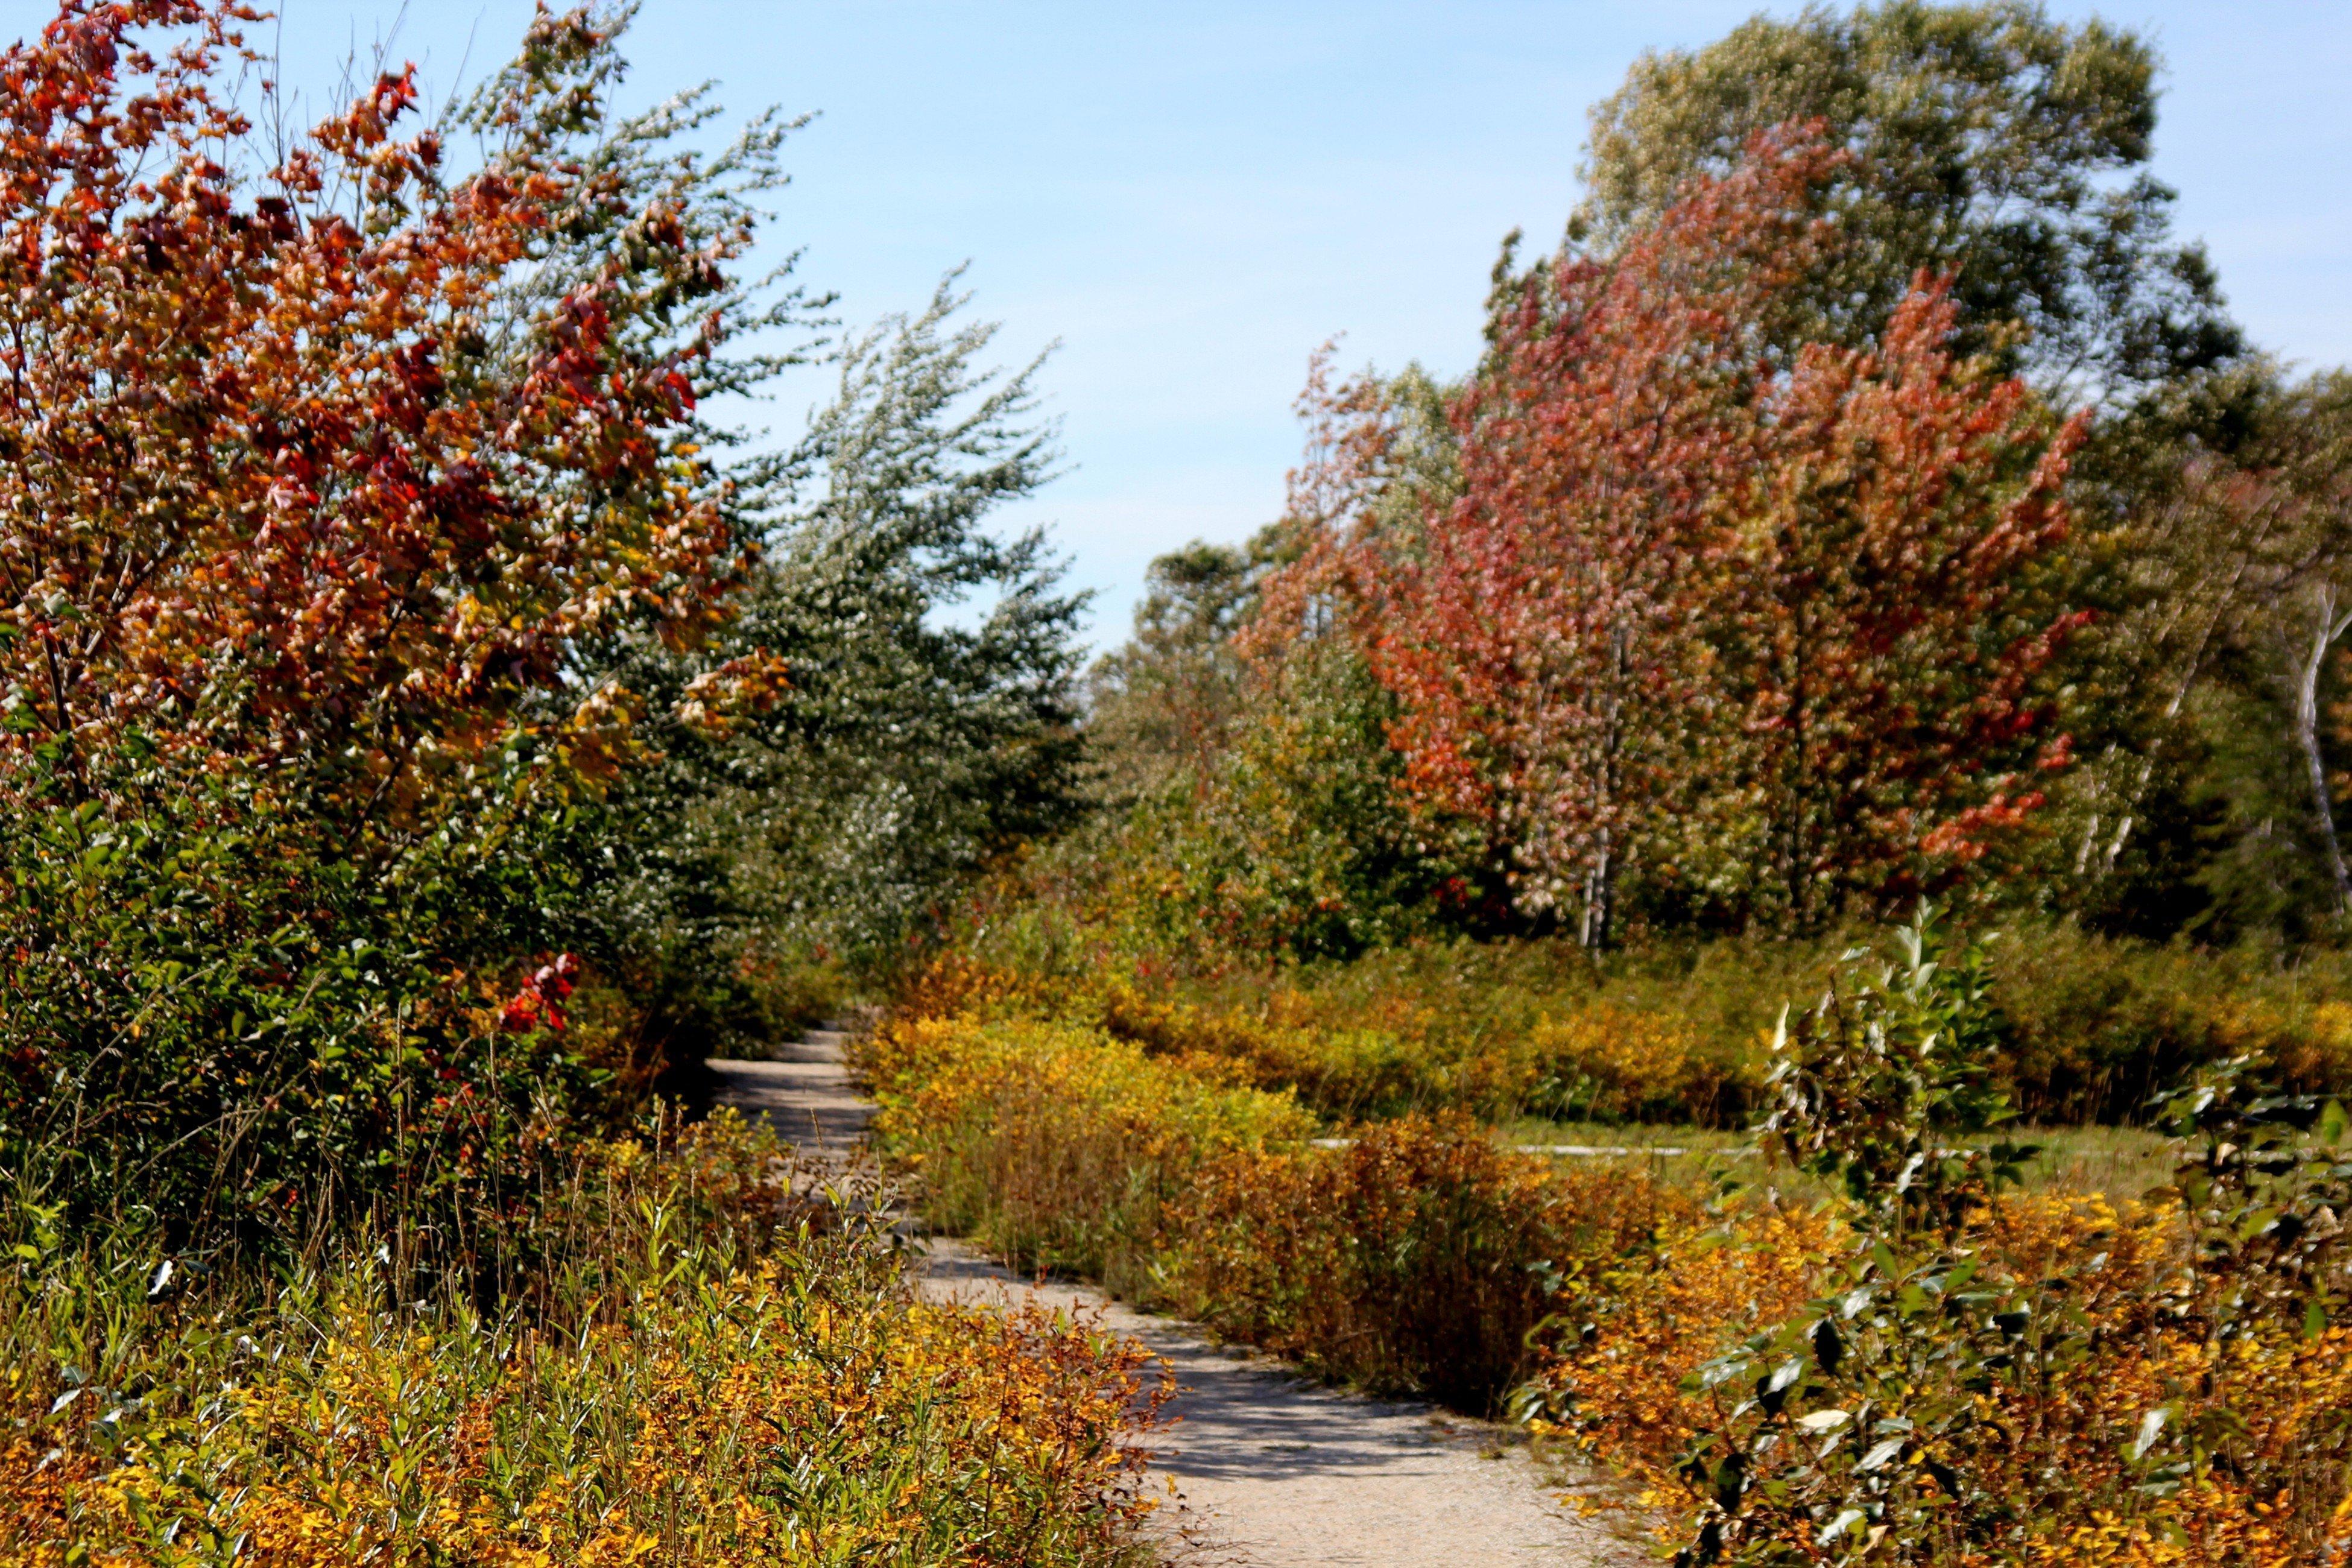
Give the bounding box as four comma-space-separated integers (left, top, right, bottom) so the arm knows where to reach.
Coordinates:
1, 1112, 1165, 1567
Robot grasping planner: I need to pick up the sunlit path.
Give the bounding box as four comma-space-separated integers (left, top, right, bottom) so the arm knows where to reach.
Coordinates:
712, 1030, 1642, 1568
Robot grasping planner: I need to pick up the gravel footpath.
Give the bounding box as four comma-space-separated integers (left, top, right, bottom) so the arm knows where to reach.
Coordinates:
707, 1032, 1641, 1568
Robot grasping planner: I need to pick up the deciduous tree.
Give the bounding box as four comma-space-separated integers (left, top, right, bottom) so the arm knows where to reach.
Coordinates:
1578, 0, 2238, 409
1342, 128, 1846, 943
0, 0, 817, 1239
593, 279, 1086, 999
1298, 127, 2088, 941
0, 1, 777, 825
1720, 283, 2088, 931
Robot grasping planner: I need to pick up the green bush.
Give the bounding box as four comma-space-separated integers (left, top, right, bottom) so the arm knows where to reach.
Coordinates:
0, 748, 601, 1256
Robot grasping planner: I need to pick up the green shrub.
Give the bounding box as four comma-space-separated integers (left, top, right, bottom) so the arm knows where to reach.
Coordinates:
0, 752, 602, 1257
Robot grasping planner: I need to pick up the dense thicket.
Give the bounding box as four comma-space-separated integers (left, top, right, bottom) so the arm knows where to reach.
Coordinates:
0, 0, 1084, 1254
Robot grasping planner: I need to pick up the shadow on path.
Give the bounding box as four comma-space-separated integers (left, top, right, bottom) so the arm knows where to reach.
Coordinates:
705, 1034, 872, 1163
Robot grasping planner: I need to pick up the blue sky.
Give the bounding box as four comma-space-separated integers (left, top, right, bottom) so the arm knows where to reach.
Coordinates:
57, 0, 2352, 649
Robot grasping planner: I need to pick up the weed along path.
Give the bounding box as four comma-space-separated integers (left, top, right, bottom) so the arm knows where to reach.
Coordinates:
707, 1031, 1639, 1568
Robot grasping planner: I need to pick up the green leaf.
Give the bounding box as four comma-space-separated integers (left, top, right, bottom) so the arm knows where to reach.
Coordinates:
2130, 1406, 2169, 1461
1712, 1455, 1747, 1513
1857, 1438, 1905, 1472
2303, 1297, 2327, 1342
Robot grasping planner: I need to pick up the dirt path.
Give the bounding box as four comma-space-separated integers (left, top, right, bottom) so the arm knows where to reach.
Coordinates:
707, 1033, 1640, 1568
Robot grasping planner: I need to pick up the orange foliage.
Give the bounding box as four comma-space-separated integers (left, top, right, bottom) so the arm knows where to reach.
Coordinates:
1534, 1193, 2352, 1566
0, 0, 745, 816
882, 958, 2352, 1563
1534, 1208, 1838, 1468
861, 1004, 1692, 1408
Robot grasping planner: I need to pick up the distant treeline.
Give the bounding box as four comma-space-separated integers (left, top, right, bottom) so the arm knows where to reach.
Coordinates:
1083, 2, 2352, 962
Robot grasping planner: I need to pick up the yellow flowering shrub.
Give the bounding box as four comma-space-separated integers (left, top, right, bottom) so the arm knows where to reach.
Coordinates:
2272, 999, 2352, 1092
862, 1011, 1315, 1302
860, 1007, 1693, 1407
881, 920, 2352, 1561
899, 953, 1736, 1125
1524, 1207, 1842, 1463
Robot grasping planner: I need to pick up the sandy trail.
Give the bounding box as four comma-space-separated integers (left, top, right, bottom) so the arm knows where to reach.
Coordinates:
707, 1032, 1638, 1568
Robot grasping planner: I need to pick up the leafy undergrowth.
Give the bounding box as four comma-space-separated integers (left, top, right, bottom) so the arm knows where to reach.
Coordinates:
1528, 920, 2352, 1566
1538, 1197, 2352, 1567
858, 1008, 1686, 1410
0, 1114, 1166, 1568
870, 915, 2352, 1564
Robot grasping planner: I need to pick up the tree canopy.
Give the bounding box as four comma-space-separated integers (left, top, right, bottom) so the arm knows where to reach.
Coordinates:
1576, 0, 2239, 407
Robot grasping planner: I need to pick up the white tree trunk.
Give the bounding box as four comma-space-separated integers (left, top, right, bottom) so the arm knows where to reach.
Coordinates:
2290, 586, 2352, 917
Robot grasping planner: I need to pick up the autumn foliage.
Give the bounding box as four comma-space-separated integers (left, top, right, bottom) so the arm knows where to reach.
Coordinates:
878, 923, 2352, 1566
1279, 127, 2089, 940
0, 0, 741, 810
0, 8, 1177, 1563
0, 0, 783, 1244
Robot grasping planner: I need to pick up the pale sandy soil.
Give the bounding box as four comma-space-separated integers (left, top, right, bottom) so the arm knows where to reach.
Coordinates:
707, 1033, 1643, 1568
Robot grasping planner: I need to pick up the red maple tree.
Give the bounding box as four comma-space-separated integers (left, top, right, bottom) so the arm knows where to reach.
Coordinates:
0, 0, 801, 1238
1283, 125, 2087, 940
1728, 283, 2088, 929
0, 0, 751, 829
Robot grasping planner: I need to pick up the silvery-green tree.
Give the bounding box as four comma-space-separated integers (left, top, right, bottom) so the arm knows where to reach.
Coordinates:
589, 279, 1085, 1045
